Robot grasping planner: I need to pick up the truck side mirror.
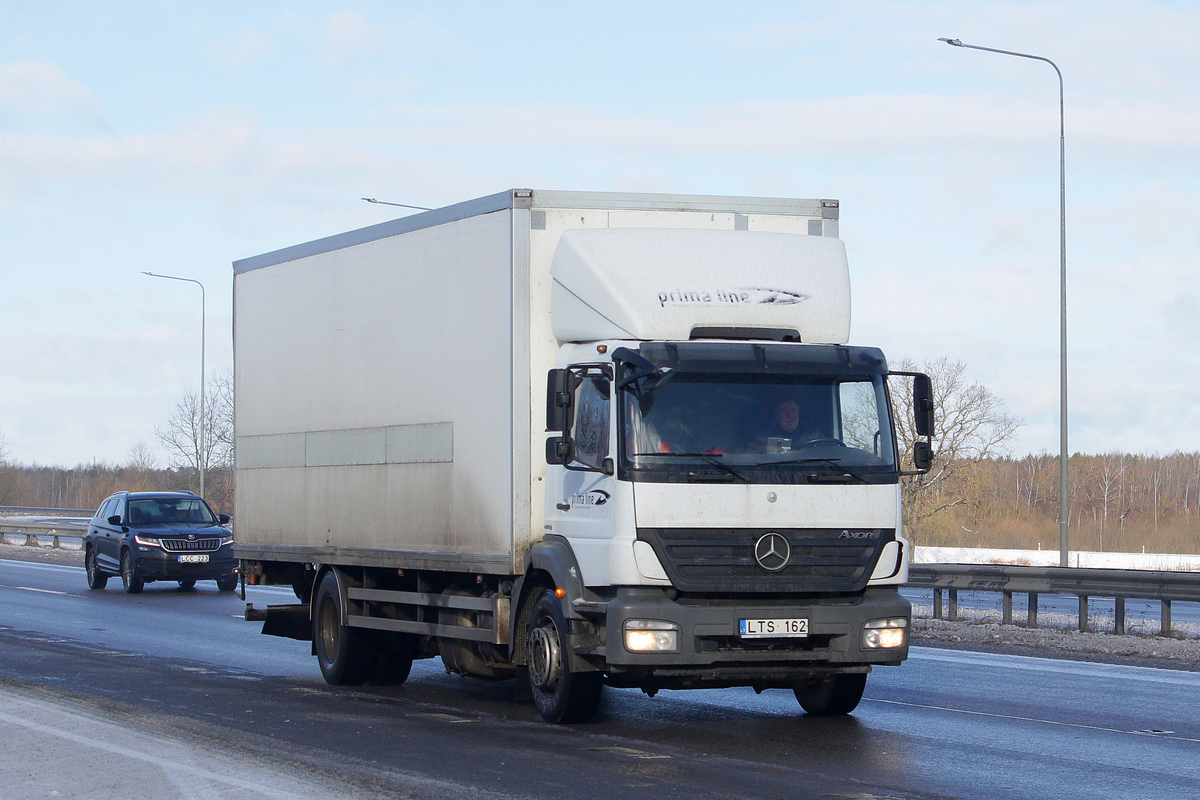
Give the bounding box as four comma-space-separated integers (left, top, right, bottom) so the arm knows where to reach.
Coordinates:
546, 436, 573, 465
546, 369, 571, 431
912, 440, 933, 472
913, 373, 934, 437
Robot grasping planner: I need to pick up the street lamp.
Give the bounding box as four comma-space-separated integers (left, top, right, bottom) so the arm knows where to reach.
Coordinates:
143, 272, 207, 498
938, 37, 1070, 567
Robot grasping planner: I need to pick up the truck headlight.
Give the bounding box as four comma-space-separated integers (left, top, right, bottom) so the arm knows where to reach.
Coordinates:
624, 620, 679, 652
862, 618, 907, 649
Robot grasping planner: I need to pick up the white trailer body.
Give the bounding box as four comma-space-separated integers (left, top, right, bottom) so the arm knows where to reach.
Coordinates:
234, 189, 932, 723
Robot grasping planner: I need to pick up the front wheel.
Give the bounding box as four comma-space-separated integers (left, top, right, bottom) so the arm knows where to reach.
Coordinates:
526, 590, 603, 723
313, 570, 375, 686
793, 673, 867, 715
120, 550, 144, 594
216, 575, 238, 592
85, 548, 108, 590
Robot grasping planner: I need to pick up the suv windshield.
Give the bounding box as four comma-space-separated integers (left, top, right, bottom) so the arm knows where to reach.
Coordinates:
126, 497, 217, 526
619, 344, 898, 484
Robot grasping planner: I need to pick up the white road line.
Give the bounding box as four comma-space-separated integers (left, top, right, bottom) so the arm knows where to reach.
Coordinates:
0, 558, 82, 572
910, 646, 1200, 686
0, 699, 318, 799
868, 697, 1200, 745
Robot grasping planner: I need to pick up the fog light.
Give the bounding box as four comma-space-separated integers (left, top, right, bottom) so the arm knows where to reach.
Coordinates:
624, 619, 679, 652
862, 618, 908, 649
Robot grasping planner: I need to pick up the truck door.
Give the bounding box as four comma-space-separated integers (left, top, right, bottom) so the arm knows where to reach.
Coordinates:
547, 366, 615, 584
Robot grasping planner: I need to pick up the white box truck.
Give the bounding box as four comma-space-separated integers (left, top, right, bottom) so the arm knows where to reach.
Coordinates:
235, 189, 934, 723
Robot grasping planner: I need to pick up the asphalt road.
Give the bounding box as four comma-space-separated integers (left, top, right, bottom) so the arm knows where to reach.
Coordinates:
3, 556, 1200, 799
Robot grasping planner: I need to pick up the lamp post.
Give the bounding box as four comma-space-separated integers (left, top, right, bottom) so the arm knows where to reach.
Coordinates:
143, 272, 207, 498
938, 37, 1069, 567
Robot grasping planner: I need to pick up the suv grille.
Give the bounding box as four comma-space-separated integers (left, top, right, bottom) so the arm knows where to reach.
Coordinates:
161, 537, 221, 552
637, 527, 894, 593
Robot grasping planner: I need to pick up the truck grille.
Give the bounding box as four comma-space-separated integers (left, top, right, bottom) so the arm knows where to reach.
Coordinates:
161, 537, 221, 552
636, 527, 893, 593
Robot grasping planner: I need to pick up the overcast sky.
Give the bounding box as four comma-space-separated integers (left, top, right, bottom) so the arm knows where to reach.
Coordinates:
2, 1, 1198, 467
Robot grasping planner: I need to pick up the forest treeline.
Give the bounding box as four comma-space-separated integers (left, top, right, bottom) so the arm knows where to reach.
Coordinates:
905, 451, 1200, 554
0, 461, 233, 516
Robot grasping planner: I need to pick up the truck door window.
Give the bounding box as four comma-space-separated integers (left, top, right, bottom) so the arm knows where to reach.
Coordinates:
838, 381, 885, 456
569, 372, 610, 471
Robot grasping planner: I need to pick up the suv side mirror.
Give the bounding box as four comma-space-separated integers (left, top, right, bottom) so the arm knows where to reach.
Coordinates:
218, 513, 231, 525
107, 515, 122, 526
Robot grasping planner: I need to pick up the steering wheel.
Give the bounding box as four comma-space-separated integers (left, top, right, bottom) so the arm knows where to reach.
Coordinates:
798, 437, 844, 448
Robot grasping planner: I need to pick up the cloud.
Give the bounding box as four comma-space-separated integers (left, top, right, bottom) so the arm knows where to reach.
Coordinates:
203, 27, 276, 68
0, 59, 109, 131
318, 10, 469, 69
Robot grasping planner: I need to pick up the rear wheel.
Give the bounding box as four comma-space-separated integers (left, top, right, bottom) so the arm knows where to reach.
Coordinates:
85, 548, 108, 590
793, 673, 867, 716
526, 590, 603, 723
313, 570, 375, 686
120, 550, 144, 594
372, 633, 418, 685
177, 579, 196, 590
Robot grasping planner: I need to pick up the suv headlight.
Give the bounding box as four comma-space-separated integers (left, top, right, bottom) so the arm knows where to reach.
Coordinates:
220, 534, 234, 546
862, 618, 907, 649
624, 619, 679, 652
133, 535, 162, 548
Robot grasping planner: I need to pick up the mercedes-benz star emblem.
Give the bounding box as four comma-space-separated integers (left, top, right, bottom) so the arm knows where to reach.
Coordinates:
754, 532, 790, 572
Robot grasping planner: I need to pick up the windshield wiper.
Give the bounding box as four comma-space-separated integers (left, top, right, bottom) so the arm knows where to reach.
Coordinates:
630, 452, 750, 483
769, 457, 870, 483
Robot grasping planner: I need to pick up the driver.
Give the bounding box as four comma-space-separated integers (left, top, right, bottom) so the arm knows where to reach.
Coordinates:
757, 399, 821, 453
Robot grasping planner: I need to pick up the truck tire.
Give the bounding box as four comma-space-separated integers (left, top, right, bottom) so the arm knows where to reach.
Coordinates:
371, 632, 419, 685
526, 590, 603, 723
313, 570, 375, 686
793, 673, 867, 715
85, 548, 108, 590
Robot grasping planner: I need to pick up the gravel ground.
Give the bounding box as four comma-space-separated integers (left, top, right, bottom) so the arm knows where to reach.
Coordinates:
5, 540, 1199, 672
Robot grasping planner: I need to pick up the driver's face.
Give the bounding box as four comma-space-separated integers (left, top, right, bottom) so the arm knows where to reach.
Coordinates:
775, 401, 800, 433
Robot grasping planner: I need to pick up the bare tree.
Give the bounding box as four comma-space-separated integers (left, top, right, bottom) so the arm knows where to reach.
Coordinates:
0, 429, 17, 504
892, 357, 1024, 527
153, 370, 234, 499
124, 442, 160, 492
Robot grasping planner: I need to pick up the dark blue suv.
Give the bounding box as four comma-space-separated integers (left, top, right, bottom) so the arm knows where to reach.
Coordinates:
84, 491, 237, 593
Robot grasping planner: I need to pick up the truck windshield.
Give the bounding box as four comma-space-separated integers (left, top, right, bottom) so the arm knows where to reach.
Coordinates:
620, 366, 897, 484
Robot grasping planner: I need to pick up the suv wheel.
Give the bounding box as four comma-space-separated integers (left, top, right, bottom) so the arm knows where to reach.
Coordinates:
85, 548, 108, 590
120, 550, 145, 594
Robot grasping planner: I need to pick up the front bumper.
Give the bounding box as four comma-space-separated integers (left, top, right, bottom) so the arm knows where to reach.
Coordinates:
589, 586, 909, 690
132, 546, 237, 582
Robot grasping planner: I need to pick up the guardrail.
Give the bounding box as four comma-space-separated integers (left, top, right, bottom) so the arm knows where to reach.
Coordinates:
0, 516, 89, 549
908, 563, 1200, 637
0, 506, 94, 516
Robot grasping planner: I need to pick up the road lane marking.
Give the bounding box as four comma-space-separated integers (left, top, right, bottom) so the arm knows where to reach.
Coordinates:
3, 585, 77, 597
867, 697, 1200, 744
0, 703, 316, 799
